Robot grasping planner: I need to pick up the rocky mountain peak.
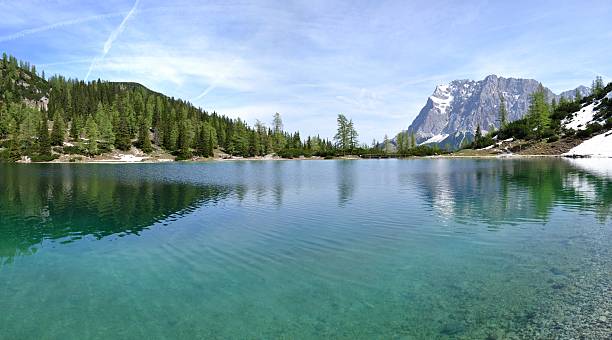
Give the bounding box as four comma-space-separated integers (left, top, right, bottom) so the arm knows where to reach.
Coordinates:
405, 75, 590, 148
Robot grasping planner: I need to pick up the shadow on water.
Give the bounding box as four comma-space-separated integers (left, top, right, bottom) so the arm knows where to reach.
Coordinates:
0, 164, 233, 265
412, 158, 612, 226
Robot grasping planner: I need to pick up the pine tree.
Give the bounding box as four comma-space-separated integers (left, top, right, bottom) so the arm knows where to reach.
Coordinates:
248, 130, 261, 157
50, 109, 66, 146
347, 119, 358, 151
84, 116, 99, 155
0, 107, 10, 139
592, 76, 604, 97
396, 133, 404, 154
527, 85, 550, 134
475, 124, 482, 142
97, 105, 115, 146
38, 115, 51, 156
195, 122, 216, 157
114, 114, 132, 151
334, 114, 350, 153
272, 112, 285, 152
177, 120, 193, 158
69, 116, 81, 140
137, 118, 152, 153
499, 94, 507, 127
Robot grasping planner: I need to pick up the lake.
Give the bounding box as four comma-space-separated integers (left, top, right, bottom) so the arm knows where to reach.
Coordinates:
0, 159, 610, 339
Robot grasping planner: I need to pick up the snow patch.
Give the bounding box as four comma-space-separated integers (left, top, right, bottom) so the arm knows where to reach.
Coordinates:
430, 84, 453, 113
421, 134, 449, 145
562, 100, 602, 131
563, 131, 612, 158
116, 155, 147, 162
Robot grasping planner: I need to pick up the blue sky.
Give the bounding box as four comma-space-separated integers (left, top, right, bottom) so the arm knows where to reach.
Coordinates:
1, 0, 611, 141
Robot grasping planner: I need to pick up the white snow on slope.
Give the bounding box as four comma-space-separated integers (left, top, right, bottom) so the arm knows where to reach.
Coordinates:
563, 101, 598, 130
430, 85, 453, 113
564, 131, 612, 158
563, 90, 611, 130
421, 133, 449, 145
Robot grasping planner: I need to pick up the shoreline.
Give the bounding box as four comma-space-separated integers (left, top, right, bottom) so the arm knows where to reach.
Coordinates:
15, 152, 609, 164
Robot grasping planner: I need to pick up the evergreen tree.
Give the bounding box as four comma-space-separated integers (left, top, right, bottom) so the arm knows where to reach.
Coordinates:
84, 116, 99, 154
18, 108, 38, 145
475, 124, 482, 142
527, 85, 550, 134
347, 119, 358, 151
334, 114, 350, 153
114, 114, 132, 151
137, 118, 152, 153
272, 112, 285, 152
499, 94, 507, 127
248, 130, 261, 157
69, 116, 81, 140
176, 120, 193, 158
97, 105, 115, 146
0, 106, 10, 139
38, 115, 51, 155
50, 109, 66, 146
196, 123, 210, 157
592, 76, 604, 97
383, 134, 390, 154
396, 132, 405, 154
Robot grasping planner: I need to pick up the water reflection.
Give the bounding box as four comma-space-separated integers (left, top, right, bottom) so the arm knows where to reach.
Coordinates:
0, 164, 232, 265
1, 159, 610, 265
336, 160, 357, 206
413, 158, 612, 225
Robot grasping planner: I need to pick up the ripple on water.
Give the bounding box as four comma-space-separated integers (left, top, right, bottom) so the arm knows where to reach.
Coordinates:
0, 159, 610, 338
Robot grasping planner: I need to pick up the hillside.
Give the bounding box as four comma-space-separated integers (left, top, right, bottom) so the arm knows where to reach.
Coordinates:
0, 54, 338, 162
456, 78, 612, 157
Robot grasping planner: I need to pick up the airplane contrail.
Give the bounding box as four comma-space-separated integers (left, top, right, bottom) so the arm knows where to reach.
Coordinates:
0, 12, 126, 43
192, 59, 239, 101
85, 0, 140, 81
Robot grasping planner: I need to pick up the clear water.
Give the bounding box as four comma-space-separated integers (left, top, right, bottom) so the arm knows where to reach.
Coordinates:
0, 159, 610, 339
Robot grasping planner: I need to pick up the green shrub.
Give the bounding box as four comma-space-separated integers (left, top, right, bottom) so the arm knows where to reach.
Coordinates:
547, 135, 559, 143
30, 154, 59, 162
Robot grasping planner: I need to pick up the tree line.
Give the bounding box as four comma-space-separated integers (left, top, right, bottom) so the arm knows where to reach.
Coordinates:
0, 54, 382, 161
1, 53, 453, 161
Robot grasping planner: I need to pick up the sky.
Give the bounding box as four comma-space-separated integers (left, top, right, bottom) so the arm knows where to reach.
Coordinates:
1, 0, 611, 142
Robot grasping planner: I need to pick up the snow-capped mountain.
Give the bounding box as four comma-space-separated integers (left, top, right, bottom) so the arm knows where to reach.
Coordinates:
406, 75, 589, 148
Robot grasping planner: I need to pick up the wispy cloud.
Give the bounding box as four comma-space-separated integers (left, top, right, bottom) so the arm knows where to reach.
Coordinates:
84, 0, 139, 81
3, 0, 611, 141
0, 12, 126, 43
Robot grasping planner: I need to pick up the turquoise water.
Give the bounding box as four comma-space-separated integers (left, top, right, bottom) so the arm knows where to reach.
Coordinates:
0, 159, 610, 339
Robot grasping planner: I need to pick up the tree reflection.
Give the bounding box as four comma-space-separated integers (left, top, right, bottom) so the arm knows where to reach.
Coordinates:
336, 160, 357, 206
413, 159, 612, 226
0, 164, 232, 265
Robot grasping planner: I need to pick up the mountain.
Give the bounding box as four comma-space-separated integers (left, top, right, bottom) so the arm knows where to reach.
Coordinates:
405, 75, 590, 148
559, 85, 590, 100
